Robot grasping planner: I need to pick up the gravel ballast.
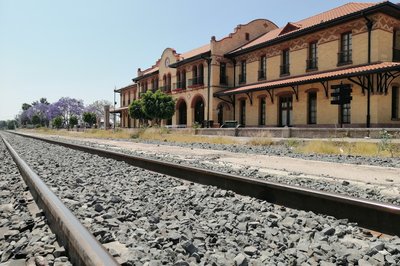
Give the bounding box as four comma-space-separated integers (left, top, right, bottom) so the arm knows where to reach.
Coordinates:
0, 138, 71, 266
3, 133, 400, 265
32, 134, 400, 206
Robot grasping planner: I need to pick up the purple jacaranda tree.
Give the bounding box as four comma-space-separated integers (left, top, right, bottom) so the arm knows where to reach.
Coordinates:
51, 97, 84, 126
46, 103, 63, 121
26, 102, 50, 126
18, 110, 30, 125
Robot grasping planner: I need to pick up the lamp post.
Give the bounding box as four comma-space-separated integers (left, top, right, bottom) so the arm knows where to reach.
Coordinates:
201, 55, 212, 128
113, 88, 116, 131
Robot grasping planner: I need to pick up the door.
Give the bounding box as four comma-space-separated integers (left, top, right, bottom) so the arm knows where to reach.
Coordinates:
217, 104, 224, 125
178, 101, 187, 125
194, 99, 204, 126
279, 95, 293, 126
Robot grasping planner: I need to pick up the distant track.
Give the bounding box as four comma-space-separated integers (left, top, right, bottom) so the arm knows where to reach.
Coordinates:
8, 131, 400, 237
1, 133, 119, 266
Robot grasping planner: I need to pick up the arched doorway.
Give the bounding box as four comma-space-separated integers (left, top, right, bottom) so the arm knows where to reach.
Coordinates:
194, 98, 204, 126
177, 100, 187, 126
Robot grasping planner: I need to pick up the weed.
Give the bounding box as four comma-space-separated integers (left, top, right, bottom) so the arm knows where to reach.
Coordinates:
378, 130, 399, 158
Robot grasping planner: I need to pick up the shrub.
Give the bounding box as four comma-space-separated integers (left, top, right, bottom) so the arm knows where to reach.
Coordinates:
53, 116, 63, 129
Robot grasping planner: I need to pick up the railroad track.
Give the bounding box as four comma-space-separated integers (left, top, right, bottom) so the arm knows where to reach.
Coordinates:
6, 131, 400, 237
1, 133, 119, 266
1, 131, 400, 265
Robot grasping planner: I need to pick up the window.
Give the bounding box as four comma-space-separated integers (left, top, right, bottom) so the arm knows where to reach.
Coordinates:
240, 99, 246, 126
245, 33, 250, 41
167, 74, 171, 92
181, 70, 186, 89
220, 63, 227, 85
198, 64, 204, 85
338, 32, 352, 65
281, 49, 290, 75
163, 75, 167, 91
191, 65, 198, 86
259, 56, 266, 80
239, 61, 246, 84
308, 92, 317, 124
259, 97, 266, 126
176, 71, 181, 89
394, 30, 400, 62
307, 42, 318, 70
392, 86, 399, 119
341, 103, 351, 124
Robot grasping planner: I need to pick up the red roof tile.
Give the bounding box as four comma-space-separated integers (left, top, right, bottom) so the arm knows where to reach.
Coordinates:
231, 2, 382, 53
217, 62, 400, 96
141, 66, 159, 76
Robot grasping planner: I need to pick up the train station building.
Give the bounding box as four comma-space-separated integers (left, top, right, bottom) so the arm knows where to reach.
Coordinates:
114, 1, 400, 128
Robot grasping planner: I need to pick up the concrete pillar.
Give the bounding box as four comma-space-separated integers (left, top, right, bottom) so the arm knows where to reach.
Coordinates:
104, 105, 110, 129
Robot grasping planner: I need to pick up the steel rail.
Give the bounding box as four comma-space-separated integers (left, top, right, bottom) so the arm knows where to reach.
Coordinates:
1, 133, 119, 266
9, 131, 400, 236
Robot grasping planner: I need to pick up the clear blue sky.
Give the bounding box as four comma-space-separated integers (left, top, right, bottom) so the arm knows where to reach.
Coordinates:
0, 0, 381, 120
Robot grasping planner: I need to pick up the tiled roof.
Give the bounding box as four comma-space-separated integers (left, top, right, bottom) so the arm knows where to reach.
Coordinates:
231, 2, 381, 53
179, 44, 210, 60
216, 62, 400, 96
115, 83, 137, 93
141, 66, 159, 76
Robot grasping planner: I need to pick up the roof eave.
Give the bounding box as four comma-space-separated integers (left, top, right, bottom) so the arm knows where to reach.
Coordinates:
132, 70, 160, 82
215, 63, 400, 97
226, 2, 400, 58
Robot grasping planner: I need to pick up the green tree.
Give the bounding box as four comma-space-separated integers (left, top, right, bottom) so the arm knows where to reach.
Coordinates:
128, 99, 150, 126
53, 116, 63, 129
0, 121, 6, 129
69, 116, 78, 128
22, 103, 31, 111
40, 97, 49, 105
7, 120, 16, 130
31, 115, 41, 125
82, 112, 97, 127
141, 90, 175, 125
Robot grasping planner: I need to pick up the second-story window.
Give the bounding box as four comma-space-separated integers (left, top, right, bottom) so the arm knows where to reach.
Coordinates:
259, 56, 266, 80
239, 60, 246, 84
220, 63, 227, 85
181, 70, 186, 89
199, 64, 204, 85
192, 65, 198, 86
176, 71, 181, 90
338, 32, 352, 65
167, 74, 171, 92
394, 29, 400, 62
163, 75, 167, 92
281, 49, 290, 75
307, 42, 318, 70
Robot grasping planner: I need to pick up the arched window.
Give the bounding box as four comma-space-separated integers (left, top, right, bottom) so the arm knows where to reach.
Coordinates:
198, 64, 204, 85
192, 65, 198, 86
163, 75, 167, 92
182, 70, 186, 89
176, 71, 181, 90
167, 73, 172, 92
